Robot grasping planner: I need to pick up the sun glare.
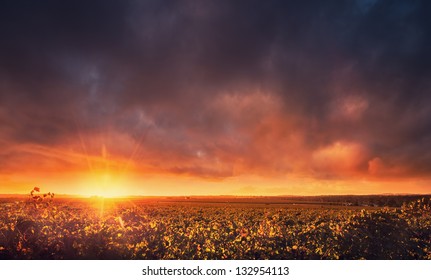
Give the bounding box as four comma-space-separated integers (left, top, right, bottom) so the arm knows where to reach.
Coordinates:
78, 171, 131, 198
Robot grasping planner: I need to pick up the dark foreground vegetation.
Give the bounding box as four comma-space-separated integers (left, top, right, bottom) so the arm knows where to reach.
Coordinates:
0, 195, 430, 259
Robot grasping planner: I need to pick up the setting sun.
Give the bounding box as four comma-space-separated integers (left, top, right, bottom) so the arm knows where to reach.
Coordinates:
77, 171, 131, 198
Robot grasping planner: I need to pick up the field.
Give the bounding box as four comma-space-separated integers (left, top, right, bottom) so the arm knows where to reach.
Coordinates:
1, 196, 430, 260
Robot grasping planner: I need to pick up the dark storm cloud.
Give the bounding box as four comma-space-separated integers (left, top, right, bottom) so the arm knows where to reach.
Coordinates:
1, 0, 431, 179
0, 0, 130, 145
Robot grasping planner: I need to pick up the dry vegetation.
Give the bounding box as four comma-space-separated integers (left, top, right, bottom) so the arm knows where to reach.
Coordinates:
0, 196, 430, 259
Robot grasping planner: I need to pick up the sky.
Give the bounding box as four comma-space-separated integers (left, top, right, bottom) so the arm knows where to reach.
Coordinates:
1, 0, 431, 196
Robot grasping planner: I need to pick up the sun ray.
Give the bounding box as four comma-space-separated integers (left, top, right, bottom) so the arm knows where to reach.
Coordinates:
72, 114, 94, 173
120, 126, 150, 175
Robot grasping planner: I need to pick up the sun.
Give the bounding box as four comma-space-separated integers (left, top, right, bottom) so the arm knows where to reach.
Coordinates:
78, 171, 131, 198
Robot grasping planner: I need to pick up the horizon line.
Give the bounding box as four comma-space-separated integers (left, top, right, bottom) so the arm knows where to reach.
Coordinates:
1, 192, 431, 198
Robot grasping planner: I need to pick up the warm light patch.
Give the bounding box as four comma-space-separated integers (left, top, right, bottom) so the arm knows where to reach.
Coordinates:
77, 171, 131, 198
368, 157, 384, 176
312, 141, 368, 175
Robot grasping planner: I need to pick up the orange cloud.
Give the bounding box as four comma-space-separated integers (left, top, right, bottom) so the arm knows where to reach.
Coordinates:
312, 141, 369, 177
367, 157, 411, 179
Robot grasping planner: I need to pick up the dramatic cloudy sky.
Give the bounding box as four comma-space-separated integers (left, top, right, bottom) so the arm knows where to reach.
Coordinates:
1, 0, 431, 196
